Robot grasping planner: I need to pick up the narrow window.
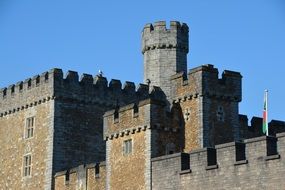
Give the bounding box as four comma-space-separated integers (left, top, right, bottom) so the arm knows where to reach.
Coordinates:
65, 170, 70, 185
44, 72, 49, 81
216, 106, 224, 122
95, 163, 100, 178
123, 139, 132, 155
36, 76, 40, 85
3, 88, 7, 97
11, 85, 15, 94
184, 108, 190, 121
25, 117, 35, 139
114, 108, 119, 123
27, 79, 32, 88
165, 143, 175, 155
133, 104, 139, 117
23, 154, 32, 177
19, 82, 23, 91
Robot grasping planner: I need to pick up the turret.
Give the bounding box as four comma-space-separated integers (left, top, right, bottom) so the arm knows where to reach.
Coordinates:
142, 21, 189, 100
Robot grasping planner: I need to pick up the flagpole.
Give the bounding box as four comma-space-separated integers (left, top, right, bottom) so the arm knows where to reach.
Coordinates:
265, 90, 269, 136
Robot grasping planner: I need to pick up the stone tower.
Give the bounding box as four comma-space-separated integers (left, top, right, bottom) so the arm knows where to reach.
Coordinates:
142, 21, 189, 100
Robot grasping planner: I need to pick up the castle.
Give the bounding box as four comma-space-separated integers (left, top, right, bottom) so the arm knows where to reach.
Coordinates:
0, 21, 285, 190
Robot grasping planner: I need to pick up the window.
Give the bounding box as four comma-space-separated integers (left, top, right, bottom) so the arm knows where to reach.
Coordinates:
216, 106, 224, 122
133, 104, 139, 117
184, 108, 190, 121
23, 154, 32, 177
25, 117, 35, 139
114, 108, 119, 123
95, 163, 100, 178
123, 139, 132, 155
27, 79, 32, 88
165, 143, 175, 155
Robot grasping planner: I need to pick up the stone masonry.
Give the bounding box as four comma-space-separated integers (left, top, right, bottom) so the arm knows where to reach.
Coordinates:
1, 21, 285, 190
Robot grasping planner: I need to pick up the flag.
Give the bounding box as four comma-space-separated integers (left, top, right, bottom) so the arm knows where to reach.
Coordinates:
262, 90, 268, 135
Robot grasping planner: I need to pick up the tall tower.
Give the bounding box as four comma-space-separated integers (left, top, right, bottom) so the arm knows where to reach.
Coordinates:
142, 21, 189, 100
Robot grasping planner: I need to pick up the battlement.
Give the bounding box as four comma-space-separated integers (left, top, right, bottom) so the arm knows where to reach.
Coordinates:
143, 21, 189, 33
172, 64, 242, 102
142, 21, 189, 53
152, 133, 285, 189
0, 68, 163, 117
103, 94, 179, 140
239, 114, 285, 139
54, 162, 106, 190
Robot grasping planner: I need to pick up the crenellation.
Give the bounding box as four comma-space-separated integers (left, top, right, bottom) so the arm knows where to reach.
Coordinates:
142, 23, 154, 33
136, 83, 149, 98
123, 81, 135, 92
80, 73, 93, 85
7, 84, 14, 95
31, 74, 40, 86
172, 65, 242, 101
0, 67, 164, 118
153, 21, 166, 30
152, 134, 285, 189
2, 20, 285, 190
109, 79, 122, 91
65, 70, 79, 83
40, 71, 49, 82
24, 78, 32, 89
94, 75, 108, 88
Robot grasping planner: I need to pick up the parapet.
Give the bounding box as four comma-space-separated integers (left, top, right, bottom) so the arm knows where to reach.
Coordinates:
142, 21, 189, 53
54, 161, 106, 189
0, 68, 165, 117
103, 92, 179, 141
0, 68, 63, 116
239, 114, 285, 139
152, 133, 285, 190
172, 64, 242, 102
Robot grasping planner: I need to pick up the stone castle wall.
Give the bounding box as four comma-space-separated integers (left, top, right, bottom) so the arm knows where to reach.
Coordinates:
171, 64, 242, 150
54, 132, 285, 190
152, 132, 285, 190
0, 69, 57, 189
54, 162, 106, 190
0, 68, 159, 189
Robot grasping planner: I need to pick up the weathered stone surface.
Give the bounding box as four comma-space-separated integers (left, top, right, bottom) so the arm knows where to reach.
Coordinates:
1, 21, 285, 190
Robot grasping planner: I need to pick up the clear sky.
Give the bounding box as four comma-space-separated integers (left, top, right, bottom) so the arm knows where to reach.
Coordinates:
0, 0, 284, 121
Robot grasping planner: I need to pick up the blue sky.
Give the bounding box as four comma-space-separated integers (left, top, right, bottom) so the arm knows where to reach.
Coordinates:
0, 0, 284, 121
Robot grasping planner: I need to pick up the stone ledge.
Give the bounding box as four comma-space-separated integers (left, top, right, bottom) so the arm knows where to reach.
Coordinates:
179, 169, 192, 175
234, 160, 248, 166
265, 154, 280, 161
277, 132, 285, 138
205, 164, 218, 170
54, 170, 67, 177
151, 152, 184, 162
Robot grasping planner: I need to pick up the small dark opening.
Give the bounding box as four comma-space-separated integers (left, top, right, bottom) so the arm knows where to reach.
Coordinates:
27, 79, 32, 88
45, 72, 49, 81
267, 137, 278, 156
19, 82, 23, 91
36, 76, 40, 85
95, 163, 100, 178
207, 148, 217, 166
65, 171, 70, 182
235, 143, 246, 161
133, 104, 138, 114
114, 110, 119, 119
11, 86, 15, 94
3, 88, 7, 97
